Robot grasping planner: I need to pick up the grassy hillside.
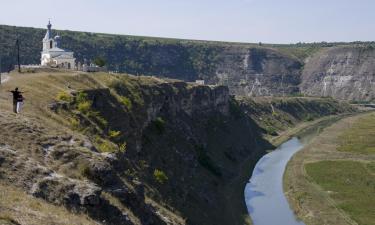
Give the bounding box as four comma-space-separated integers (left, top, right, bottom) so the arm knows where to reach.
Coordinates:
0, 69, 357, 225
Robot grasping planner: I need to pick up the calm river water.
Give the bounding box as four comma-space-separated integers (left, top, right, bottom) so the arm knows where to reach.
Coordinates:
244, 137, 305, 225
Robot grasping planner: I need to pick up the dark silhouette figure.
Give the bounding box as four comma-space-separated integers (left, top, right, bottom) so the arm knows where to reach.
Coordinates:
9, 88, 24, 113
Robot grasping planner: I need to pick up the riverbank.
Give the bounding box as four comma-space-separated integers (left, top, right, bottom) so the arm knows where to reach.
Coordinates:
237, 113, 356, 225
284, 111, 375, 225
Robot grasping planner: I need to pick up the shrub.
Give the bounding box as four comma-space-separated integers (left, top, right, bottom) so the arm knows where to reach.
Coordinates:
153, 169, 168, 184
119, 142, 127, 153
77, 101, 92, 114
153, 117, 166, 134
109, 130, 121, 139
305, 114, 315, 122
56, 91, 72, 102
76, 92, 89, 103
119, 96, 132, 110
69, 117, 80, 129
94, 57, 106, 67
265, 126, 278, 136
95, 137, 117, 153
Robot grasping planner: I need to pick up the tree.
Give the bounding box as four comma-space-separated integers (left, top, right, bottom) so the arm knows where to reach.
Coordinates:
94, 57, 106, 67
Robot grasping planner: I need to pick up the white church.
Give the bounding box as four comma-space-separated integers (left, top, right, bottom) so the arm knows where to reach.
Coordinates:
41, 21, 76, 69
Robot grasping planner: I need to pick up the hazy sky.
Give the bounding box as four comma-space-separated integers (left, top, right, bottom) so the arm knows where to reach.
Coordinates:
1, 0, 374, 44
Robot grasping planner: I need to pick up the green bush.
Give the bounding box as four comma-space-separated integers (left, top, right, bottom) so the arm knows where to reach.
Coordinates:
153, 169, 168, 184
265, 126, 278, 136
77, 101, 92, 114
95, 137, 117, 153
69, 117, 80, 129
153, 117, 166, 134
119, 96, 132, 110
119, 142, 127, 153
76, 92, 89, 103
109, 130, 121, 139
94, 57, 106, 67
56, 91, 72, 102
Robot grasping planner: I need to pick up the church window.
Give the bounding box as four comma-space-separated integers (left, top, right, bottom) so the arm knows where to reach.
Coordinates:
50, 40, 53, 48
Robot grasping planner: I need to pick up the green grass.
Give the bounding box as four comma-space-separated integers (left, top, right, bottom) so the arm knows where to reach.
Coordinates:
306, 161, 375, 225
337, 113, 375, 154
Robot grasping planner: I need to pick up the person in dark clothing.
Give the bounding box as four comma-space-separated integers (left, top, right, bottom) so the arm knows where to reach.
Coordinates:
9, 88, 24, 113
16, 94, 25, 113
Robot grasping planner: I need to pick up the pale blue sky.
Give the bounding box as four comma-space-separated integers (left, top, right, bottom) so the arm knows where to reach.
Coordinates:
0, 0, 374, 44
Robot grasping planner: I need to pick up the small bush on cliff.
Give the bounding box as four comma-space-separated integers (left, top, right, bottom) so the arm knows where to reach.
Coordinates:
76, 92, 92, 114
153, 169, 168, 184
76, 92, 89, 103
69, 117, 80, 130
119, 96, 132, 110
119, 142, 127, 153
56, 91, 72, 102
95, 136, 118, 153
265, 126, 278, 136
109, 130, 121, 139
152, 117, 166, 134
77, 101, 92, 114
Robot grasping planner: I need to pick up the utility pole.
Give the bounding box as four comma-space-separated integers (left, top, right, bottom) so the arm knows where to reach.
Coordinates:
16, 37, 21, 73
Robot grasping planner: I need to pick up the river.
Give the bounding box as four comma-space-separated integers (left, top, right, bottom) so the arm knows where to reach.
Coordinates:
244, 137, 305, 225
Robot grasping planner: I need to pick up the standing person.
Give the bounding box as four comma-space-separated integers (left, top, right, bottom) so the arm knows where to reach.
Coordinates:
9, 88, 24, 113
16, 93, 24, 113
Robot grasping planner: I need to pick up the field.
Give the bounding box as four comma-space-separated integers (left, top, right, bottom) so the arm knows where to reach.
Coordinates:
306, 161, 375, 225
337, 113, 375, 154
284, 112, 375, 225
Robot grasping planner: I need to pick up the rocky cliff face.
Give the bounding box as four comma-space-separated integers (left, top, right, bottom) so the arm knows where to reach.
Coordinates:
213, 47, 302, 97
301, 46, 375, 102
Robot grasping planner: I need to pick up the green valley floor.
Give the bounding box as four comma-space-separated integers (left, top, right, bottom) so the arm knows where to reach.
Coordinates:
284, 112, 375, 225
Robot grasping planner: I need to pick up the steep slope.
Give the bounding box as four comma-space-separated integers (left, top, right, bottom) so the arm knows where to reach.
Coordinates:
0, 71, 269, 225
301, 46, 375, 102
0, 70, 355, 225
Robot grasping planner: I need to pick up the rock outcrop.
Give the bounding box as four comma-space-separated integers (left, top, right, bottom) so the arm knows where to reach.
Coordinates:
301, 46, 375, 102
213, 47, 302, 97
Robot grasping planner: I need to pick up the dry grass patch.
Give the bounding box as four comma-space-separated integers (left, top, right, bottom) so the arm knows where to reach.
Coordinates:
0, 183, 96, 225
337, 113, 375, 154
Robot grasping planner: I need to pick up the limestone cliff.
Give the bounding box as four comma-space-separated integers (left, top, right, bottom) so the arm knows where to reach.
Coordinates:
212, 47, 302, 97
301, 46, 375, 102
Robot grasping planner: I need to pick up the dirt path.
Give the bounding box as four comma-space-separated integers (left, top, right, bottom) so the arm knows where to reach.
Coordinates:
284, 112, 375, 225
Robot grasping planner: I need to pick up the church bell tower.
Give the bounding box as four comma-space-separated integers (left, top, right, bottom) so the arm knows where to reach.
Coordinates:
42, 20, 54, 51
